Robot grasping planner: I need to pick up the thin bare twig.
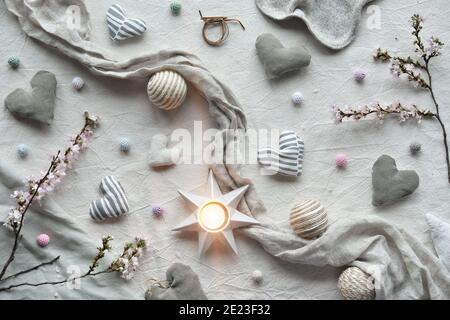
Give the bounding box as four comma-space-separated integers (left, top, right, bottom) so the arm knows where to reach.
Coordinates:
0, 269, 112, 292
0, 256, 60, 283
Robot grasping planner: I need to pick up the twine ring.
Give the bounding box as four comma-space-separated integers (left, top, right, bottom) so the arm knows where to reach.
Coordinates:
199, 10, 245, 46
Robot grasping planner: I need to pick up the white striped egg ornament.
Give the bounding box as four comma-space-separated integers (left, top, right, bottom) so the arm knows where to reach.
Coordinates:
147, 70, 187, 110
290, 200, 328, 239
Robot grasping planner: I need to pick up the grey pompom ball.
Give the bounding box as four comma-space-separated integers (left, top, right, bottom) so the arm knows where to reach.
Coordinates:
410, 142, 421, 155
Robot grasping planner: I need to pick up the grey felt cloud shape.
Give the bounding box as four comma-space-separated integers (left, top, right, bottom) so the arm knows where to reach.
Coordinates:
255, 33, 311, 79
4, 70, 57, 125
145, 263, 207, 300
372, 155, 419, 206
255, 0, 376, 50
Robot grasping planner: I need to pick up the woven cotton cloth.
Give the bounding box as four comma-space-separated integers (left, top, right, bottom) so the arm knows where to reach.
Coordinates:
2, 0, 450, 300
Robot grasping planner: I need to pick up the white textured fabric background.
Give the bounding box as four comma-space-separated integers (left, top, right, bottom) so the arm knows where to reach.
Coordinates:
1, 0, 449, 299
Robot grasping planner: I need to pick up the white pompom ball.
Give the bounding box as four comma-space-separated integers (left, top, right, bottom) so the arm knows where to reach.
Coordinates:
147, 70, 187, 110
72, 77, 85, 90
252, 270, 263, 284
338, 267, 375, 300
291, 92, 304, 105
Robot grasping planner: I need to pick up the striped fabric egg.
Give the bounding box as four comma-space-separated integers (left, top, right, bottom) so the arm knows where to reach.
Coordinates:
289, 200, 328, 239
89, 176, 129, 220
147, 70, 187, 110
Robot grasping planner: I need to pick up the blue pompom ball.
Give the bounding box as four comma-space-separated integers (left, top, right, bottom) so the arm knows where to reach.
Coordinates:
119, 138, 130, 152
17, 144, 29, 158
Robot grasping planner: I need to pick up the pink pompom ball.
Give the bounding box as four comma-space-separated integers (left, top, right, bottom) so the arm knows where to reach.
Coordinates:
37, 233, 50, 247
354, 69, 366, 82
335, 154, 348, 168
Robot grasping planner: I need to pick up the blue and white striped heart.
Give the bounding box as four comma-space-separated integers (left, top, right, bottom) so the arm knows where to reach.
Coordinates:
106, 4, 147, 41
89, 176, 130, 220
257, 131, 304, 177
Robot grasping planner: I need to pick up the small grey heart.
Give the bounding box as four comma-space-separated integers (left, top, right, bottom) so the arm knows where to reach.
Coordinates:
4, 70, 57, 125
372, 155, 419, 206
255, 33, 311, 79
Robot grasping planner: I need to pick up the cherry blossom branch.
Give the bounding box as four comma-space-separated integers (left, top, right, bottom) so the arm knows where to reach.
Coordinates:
0, 236, 148, 292
333, 102, 435, 124
348, 14, 449, 182
0, 154, 61, 281
0, 112, 100, 281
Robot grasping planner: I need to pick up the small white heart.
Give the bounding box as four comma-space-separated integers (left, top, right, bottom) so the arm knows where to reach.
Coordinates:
149, 134, 181, 168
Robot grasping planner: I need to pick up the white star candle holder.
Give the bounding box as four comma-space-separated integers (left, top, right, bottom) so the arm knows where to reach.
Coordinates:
172, 170, 260, 256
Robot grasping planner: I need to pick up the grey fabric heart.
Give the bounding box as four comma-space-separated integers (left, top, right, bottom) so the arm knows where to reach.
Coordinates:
4, 71, 57, 125
145, 263, 207, 300
255, 33, 311, 79
255, 0, 376, 50
372, 155, 419, 206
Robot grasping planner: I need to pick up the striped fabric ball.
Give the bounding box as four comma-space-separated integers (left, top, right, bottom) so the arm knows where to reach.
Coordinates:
147, 70, 187, 110
338, 267, 375, 300
290, 200, 328, 239
89, 176, 130, 220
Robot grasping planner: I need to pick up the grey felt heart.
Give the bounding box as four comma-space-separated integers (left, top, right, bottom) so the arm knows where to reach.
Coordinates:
255, 33, 311, 79
4, 70, 57, 125
372, 155, 419, 206
145, 263, 207, 300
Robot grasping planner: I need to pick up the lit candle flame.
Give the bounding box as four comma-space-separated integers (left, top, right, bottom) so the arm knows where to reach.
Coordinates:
198, 201, 230, 232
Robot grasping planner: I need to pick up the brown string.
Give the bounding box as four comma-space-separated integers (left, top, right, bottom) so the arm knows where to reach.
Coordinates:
199, 10, 245, 47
